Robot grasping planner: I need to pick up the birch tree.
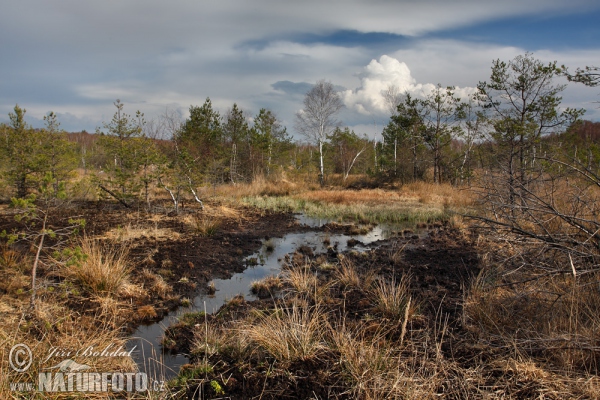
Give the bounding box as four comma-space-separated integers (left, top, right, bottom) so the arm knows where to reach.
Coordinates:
295, 80, 343, 186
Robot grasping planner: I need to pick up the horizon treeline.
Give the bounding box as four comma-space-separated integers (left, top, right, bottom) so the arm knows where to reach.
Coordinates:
0, 53, 599, 208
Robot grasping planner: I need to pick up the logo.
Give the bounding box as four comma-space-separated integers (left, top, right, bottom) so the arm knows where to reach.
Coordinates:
9, 344, 32, 373
46, 359, 91, 372
8, 342, 166, 394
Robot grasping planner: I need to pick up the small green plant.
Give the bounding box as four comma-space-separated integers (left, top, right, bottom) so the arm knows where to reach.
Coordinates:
179, 311, 206, 326
210, 380, 224, 395
171, 363, 213, 387
196, 362, 214, 374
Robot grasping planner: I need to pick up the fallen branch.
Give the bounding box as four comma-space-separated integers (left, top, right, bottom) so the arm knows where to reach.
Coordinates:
99, 185, 131, 208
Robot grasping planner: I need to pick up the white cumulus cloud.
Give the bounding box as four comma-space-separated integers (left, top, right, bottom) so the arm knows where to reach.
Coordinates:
341, 55, 476, 116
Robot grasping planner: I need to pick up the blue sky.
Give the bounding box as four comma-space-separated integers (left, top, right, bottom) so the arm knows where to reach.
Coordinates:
1, 0, 599, 137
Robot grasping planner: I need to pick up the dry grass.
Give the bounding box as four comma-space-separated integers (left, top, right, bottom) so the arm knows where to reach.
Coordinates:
240, 186, 467, 224
243, 302, 326, 363
447, 214, 468, 230
193, 324, 227, 359
465, 267, 600, 372
0, 297, 140, 399
104, 222, 181, 242
136, 304, 158, 320
282, 265, 330, 301
185, 214, 221, 237
334, 257, 376, 291
250, 275, 282, 298
295, 184, 472, 208
330, 324, 414, 399
215, 175, 304, 198
0, 247, 29, 296
140, 268, 172, 299
333, 258, 362, 289
371, 275, 413, 321
0, 244, 21, 270
63, 239, 131, 297
118, 281, 149, 302
207, 281, 216, 295
402, 181, 473, 207
211, 176, 474, 225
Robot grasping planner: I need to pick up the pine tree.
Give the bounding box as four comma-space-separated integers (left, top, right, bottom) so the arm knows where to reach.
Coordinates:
223, 103, 250, 183
97, 99, 145, 202
42, 112, 78, 197
252, 108, 289, 177
0, 105, 53, 197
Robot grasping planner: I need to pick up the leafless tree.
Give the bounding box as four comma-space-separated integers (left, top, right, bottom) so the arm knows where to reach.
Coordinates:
474, 152, 600, 277
295, 80, 343, 186
383, 84, 404, 117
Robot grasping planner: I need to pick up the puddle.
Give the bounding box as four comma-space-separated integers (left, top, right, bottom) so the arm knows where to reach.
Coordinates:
128, 214, 406, 380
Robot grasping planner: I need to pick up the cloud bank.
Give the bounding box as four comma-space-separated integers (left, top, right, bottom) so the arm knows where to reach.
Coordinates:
0, 1, 598, 134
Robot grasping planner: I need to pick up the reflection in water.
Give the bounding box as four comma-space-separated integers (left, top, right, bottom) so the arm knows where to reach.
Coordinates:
128, 214, 401, 380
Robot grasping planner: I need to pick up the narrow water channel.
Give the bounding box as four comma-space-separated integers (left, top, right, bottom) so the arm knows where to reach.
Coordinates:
127, 214, 401, 380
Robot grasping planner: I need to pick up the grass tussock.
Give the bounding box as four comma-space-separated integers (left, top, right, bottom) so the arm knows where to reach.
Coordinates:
0, 244, 21, 269
193, 324, 227, 359
187, 214, 221, 237
250, 275, 282, 298
334, 257, 376, 291
244, 303, 326, 363
330, 324, 413, 400
282, 265, 330, 302
136, 304, 158, 320
371, 275, 413, 321
140, 268, 172, 299
63, 239, 131, 297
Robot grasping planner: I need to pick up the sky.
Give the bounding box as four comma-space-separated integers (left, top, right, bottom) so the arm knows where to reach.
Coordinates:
1, 0, 599, 139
